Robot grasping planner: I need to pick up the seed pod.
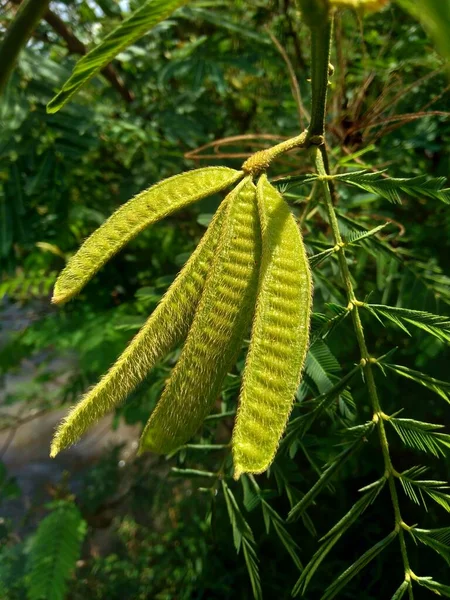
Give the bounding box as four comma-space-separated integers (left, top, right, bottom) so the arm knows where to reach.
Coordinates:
139, 178, 261, 454
50, 201, 228, 458
232, 175, 312, 478
52, 167, 243, 304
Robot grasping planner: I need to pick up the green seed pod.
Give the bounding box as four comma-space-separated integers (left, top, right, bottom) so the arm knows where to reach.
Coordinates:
232, 175, 312, 478
52, 167, 243, 304
50, 201, 228, 458
139, 177, 261, 454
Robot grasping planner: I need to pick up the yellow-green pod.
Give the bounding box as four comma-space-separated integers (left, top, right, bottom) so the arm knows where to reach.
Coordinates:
139, 178, 261, 454
232, 175, 312, 478
52, 167, 243, 304
50, 201, 228, 458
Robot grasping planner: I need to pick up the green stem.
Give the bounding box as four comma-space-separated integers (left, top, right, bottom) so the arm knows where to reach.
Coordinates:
308, 19, 333, 138
314, 145, 411, 578
307, 17, 412, 584
0, 0, 51, 95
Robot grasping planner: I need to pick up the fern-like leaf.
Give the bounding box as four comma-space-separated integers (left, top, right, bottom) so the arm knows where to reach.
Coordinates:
320, 530, 398, 600
26, 501, 86, 600
335, 171, 450, 205
293, 477, 385, 596
287, 422, 375, 522
47, 0, 188, 113
222, 480, 262, 600
381, 363, 450, 403
414, 576, 450, 597
365, 304, 450, 343
388, 417, 450, 458
399, 465, 450, 513
390, 580, 410, 600
409, 526, 450, 566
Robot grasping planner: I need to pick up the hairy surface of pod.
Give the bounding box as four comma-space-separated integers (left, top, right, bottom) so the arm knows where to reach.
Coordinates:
232, 175, 312, 478
139, 178, 261, 454
50, 202, 228, 458
52, 167, 243, 304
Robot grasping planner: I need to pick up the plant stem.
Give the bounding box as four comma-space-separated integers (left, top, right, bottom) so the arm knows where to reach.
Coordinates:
308, 19, 333, 138
0, 0, 51, 95
307, 18, 412, 587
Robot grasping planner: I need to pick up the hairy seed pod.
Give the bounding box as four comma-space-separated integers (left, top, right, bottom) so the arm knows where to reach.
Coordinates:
52, 167, 243, 304
232, 175, 312, 478
50, 201, 228, 458
139, 178, 261, 454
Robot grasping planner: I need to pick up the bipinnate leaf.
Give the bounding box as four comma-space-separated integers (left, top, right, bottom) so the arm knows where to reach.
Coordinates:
287, 422, 375, 522
414, 576, 450, 597
232, 175, 312, 478
390, 580, 410, 600
335, 170, 450, 205
50, 200, 228, 458
27, 501, 86, 600
388, 417, 450, 458
47, 0, 188, 113
139, 178, 261, 454
222, 480, 262, 600
321, 530, 398, 600
293, 477, 385, 596
365, 304, 450, 343
409, 526, 450, 566
52, 167, 242, 303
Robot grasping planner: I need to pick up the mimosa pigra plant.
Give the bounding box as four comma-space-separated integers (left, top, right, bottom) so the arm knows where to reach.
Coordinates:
43, 0, 450, 597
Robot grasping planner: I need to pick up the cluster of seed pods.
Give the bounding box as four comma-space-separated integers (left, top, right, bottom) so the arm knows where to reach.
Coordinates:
50, 165, 312, 478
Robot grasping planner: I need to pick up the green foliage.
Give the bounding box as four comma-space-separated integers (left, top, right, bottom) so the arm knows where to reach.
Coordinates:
26, 501, 87, 600
0, 1, 449, 599
47, 0, 188, 113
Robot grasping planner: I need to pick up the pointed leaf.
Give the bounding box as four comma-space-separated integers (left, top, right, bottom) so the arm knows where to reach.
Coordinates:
382, 364, 450, 403
293, 477, 385, 596
391, 580, 410, 600
47, 0, 188, 113
320, 531, 398, 600
336, 171, 450, 205
287, 422, 375, 522
388, 417, 450, 458
365, 304, 450, 343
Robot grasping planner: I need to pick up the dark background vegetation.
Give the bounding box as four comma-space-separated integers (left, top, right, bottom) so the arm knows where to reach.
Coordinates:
0, 1, 449, 598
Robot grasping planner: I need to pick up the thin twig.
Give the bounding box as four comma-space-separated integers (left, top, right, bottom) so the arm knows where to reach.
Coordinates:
265, 26, 309, 128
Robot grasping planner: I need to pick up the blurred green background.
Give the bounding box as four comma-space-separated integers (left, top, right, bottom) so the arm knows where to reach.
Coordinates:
0, 1, 449, 598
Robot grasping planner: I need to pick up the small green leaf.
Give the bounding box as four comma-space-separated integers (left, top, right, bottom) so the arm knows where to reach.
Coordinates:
320, 530, 398, 600
390, 580, 410, 600
287, 422, 375, 522
292, 477, 385, 596
335, 170, 450, 205
414, 576, 450, 597
222, 480, 262, 600
381, 364, 450, 403
47, 0, 188, 113
409, 526, 450, 566
388, 417, 450, 458
365, 304, 450, 343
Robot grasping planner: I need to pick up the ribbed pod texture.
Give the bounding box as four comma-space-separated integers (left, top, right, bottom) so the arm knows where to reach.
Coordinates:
50, 201, 228, 458
52, 167, 243, 304
232, 175, 312, 478
139, 178, 261, 454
